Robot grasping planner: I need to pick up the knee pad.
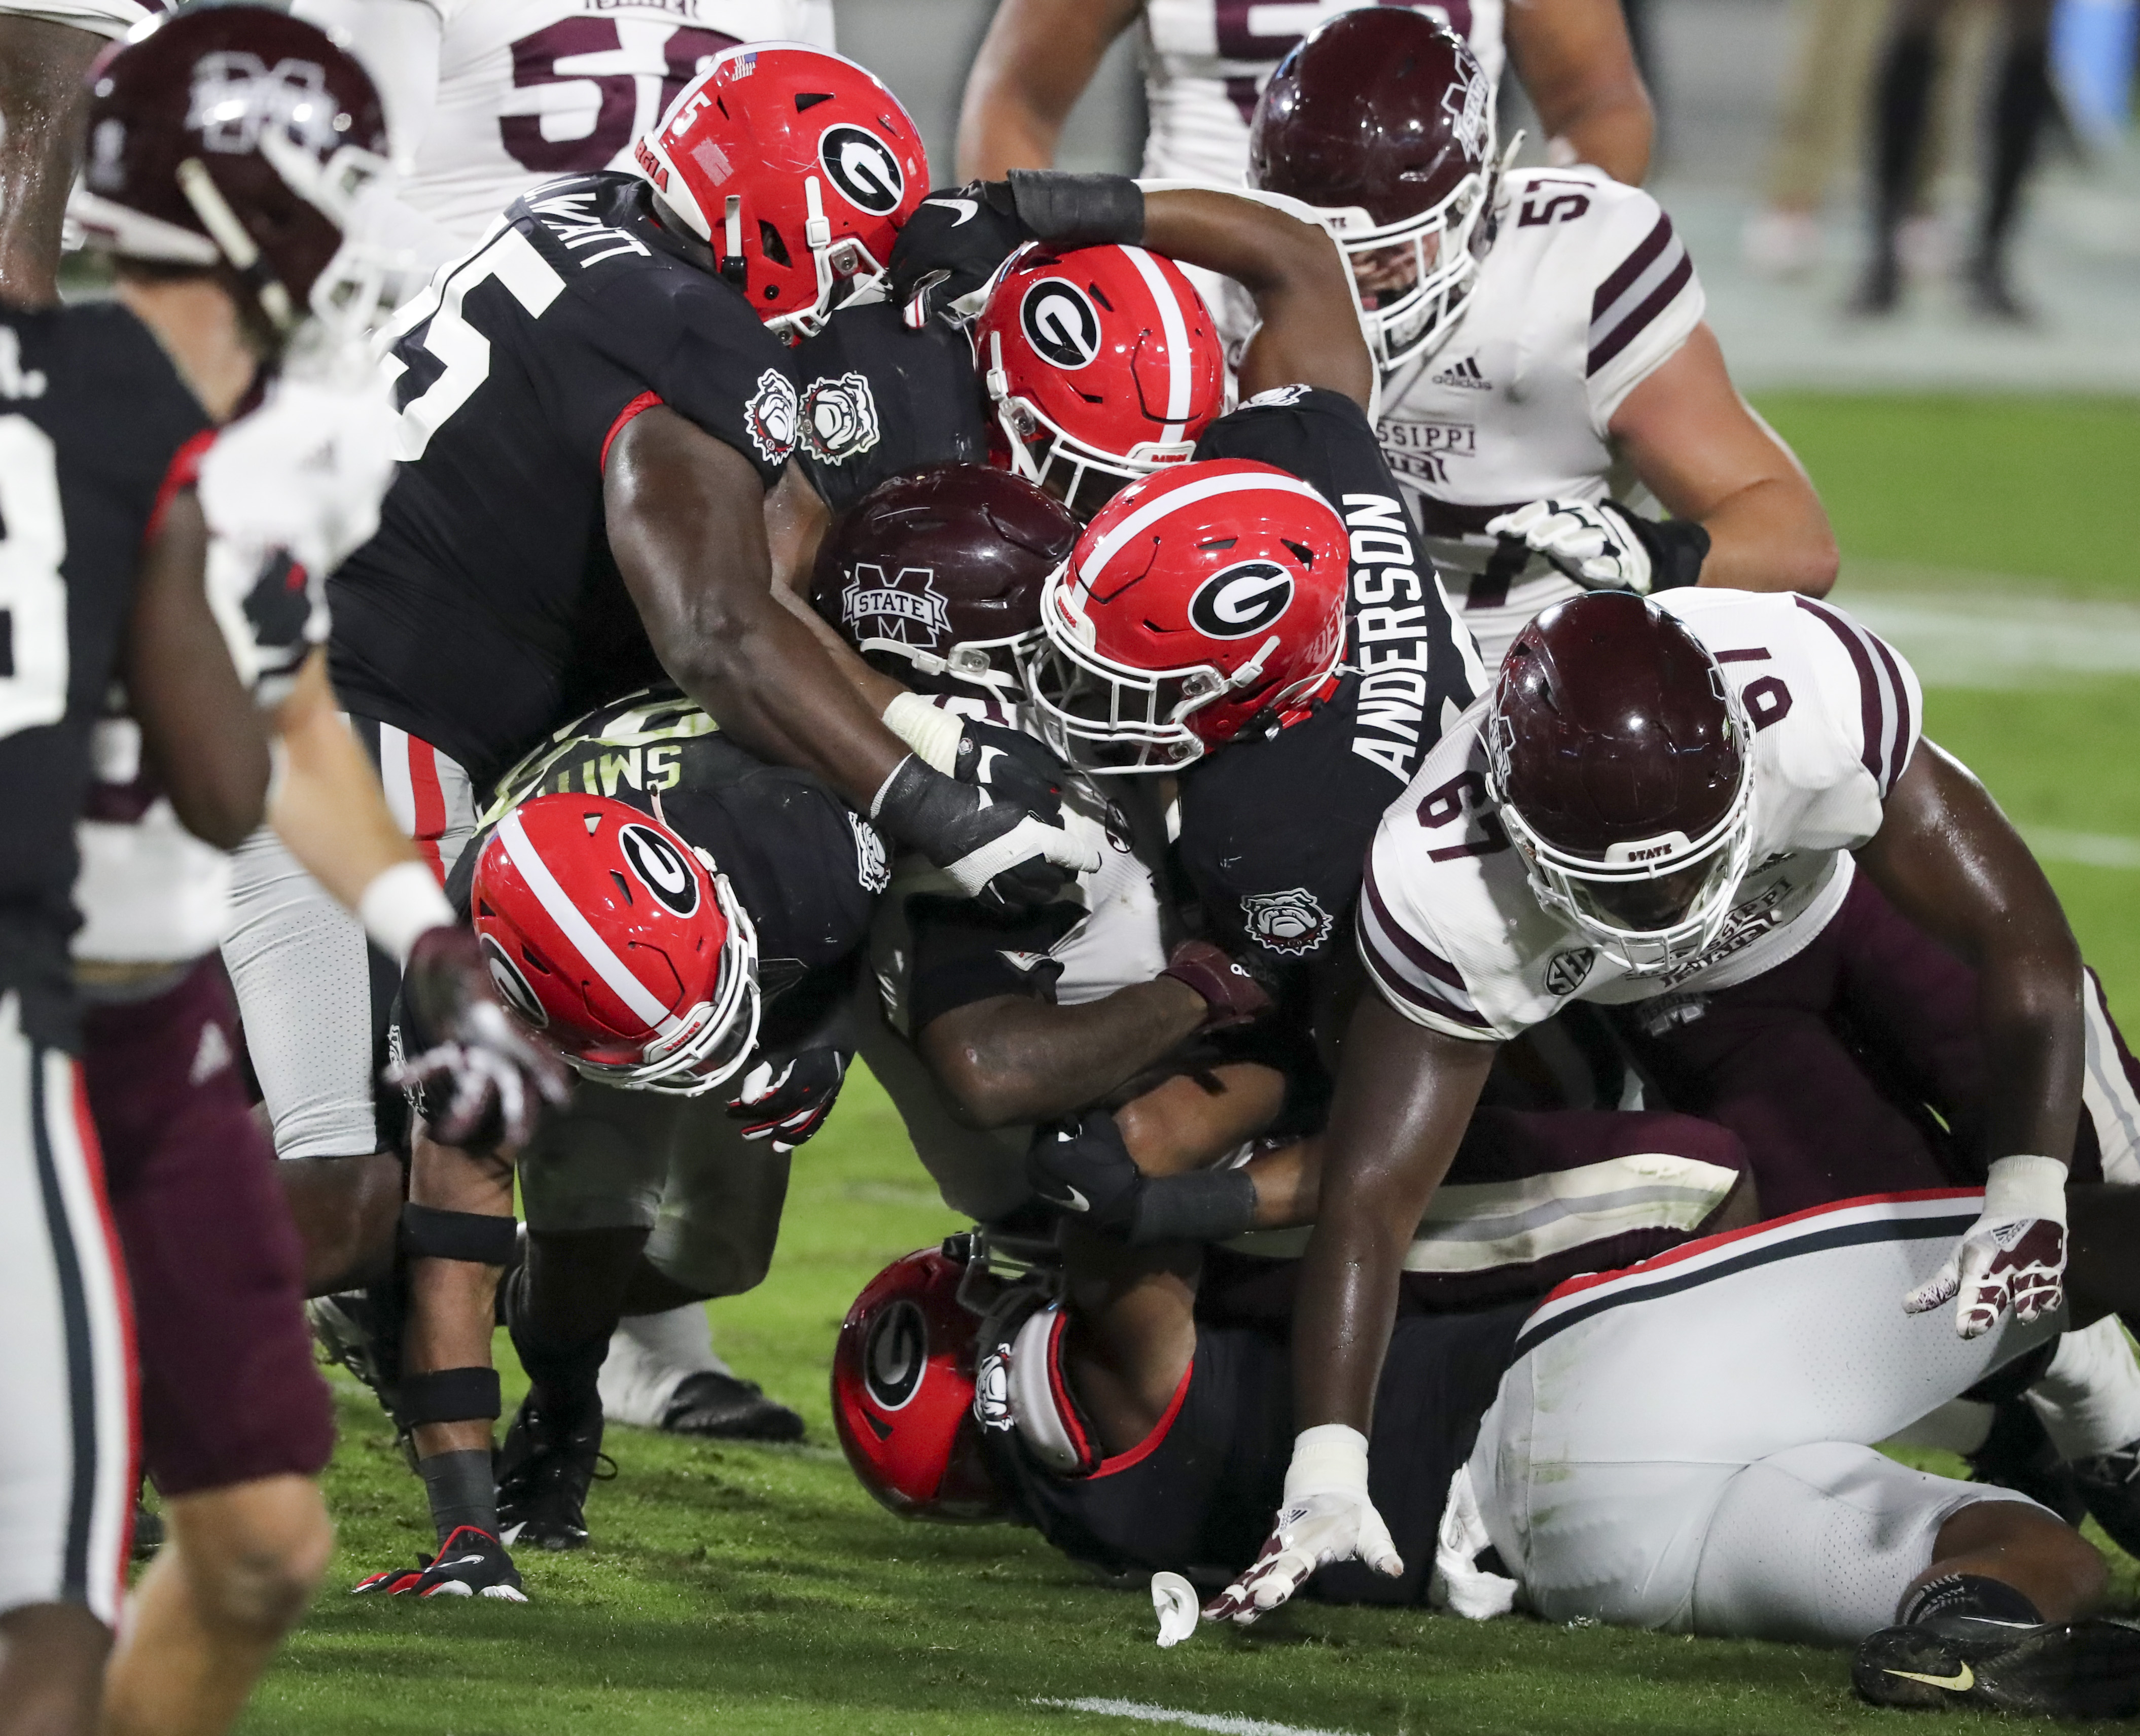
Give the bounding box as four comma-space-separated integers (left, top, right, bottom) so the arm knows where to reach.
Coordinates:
1691, 1442, 2040, 1647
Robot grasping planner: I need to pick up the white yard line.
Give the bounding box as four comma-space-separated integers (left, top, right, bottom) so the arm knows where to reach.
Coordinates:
1844, 590, 2140, 688
1031, 1698, 1364, 1736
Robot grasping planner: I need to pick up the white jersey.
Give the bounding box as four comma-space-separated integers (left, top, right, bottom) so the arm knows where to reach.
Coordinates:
1376, 167, 1703, 668
1138, 0, 1505, 186
396, 0, 835, 245
1358, 590, 1923, 1042
0, 0, 163, 39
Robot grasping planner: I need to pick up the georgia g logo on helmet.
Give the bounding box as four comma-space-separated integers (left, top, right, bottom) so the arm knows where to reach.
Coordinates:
817, 123, 904, 215
480, 934, 549, 1029
1019, 279, 1101, 370
1188, 560, 1296, 639
617, 823, 700, 918
863, 1299, 928, 1411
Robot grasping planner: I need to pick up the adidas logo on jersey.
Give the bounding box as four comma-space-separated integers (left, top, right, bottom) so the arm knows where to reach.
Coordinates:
1431, 355, 1492, 391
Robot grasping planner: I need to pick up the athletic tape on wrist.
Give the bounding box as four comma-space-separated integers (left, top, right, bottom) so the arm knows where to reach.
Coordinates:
1006, 169, 1145, 247
1983, 1153, 2067, 1225
358, 859, 455, 967
882, 692, 965, 776
399, 1366, 502, 1427
400, 1202, 519, 1265
1283, 1422, 1371, 1504
1129, 1168, 1258, 1246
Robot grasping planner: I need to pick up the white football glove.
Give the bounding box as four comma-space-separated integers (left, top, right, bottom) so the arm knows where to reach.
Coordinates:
1200, 1425, 1401, 1626
1486, 498, 1652, 594
198, 367, 399, 582
1903, 1154, 2068, 1339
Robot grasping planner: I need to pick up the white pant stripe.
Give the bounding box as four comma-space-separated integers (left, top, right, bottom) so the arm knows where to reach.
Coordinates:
2081, 976, 2140, 1185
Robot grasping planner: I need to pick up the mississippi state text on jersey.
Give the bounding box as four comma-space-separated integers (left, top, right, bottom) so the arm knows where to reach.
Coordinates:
1358, 589, 1922, 1041
1176, 385, 1482, 973
1138, 0, 1505, 185
471, 686, 878, 1048
330, 172, 796, 791
0, 304, 208, 1044
1375, 166, 1704, 668
403, 0, 837, 242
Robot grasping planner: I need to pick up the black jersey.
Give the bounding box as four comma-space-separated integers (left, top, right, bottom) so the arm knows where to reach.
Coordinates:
0, 303, 208, 1046
790, 303, 988, 516
983, 1302, 1523, 1601
467, 687, 881, 1050
1176, 387, 1480, 973
330, 172, 797, 791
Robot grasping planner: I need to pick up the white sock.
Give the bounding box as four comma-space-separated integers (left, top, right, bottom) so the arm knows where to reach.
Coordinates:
597, 1304, 734, 1429
2027, 1317, 2140, 1461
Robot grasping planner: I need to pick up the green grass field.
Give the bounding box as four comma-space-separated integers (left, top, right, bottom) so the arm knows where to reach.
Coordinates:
239, 395, 2140, 1735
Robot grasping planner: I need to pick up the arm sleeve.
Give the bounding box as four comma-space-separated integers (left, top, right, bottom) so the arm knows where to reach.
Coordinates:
1584, 190, 1705, 430
907, 897, 1085, 1032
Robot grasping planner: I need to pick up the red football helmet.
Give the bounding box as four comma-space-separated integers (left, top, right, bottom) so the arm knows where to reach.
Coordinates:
833, 1242, 1006, 1522
1017, 458, 1347, 774
71, 5, 397, 344
468, 795, 761, 1094
631, 41, 926, 338
973, 243, 1225, 520
810, 463, 1078, 702
1486, 593, 1756, 977
1249, 10, 1500, 370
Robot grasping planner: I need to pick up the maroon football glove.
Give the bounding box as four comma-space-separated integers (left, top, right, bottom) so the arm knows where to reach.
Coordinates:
1160, 938, 1276, 1031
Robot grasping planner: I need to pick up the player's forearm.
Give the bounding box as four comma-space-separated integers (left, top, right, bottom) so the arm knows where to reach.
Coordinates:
921, 979, 1208, 1128
1694, 475, 1839, 596
1142, 189, 1374, 410
956, 91, 1065, 180
774, 582, 908, 715
1291, 1181, 1411, 1431
1507, 0, 1655, 186
1976, 945, 2085, 1166
953, 0, 1138, 179
270, 655, 427, 909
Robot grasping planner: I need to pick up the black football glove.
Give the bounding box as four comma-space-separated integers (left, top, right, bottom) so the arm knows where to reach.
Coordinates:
1027, 1110, 1146, 1232
389, 927, 572, 1149
889, 181, 1030, 328
726, 1046, 851, 1153
953, 720, 1075, 825
873, 753, 1099, 916
889, 172, 1147, 329
351, 1525, 528, 1602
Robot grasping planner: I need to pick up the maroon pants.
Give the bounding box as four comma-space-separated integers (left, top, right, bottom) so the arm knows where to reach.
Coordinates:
1612, 870, 2140, 1217
83, 959, 333, 1498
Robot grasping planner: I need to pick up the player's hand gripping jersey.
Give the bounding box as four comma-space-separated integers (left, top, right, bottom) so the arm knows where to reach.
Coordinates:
1176, 387, 1483, 973
1359, 590, 1921, 1038
1138, 0, 1506, 186
329, 171, 796, 791
1373, 167, 1704, 667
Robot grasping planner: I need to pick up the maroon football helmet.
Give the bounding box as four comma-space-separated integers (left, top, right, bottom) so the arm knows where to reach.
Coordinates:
810, 464, 1079, 702
832, 1239, 1009, 1522
72, 5, 396, 344
1485, 593, 1755, 976
1249, 10, 1499, 369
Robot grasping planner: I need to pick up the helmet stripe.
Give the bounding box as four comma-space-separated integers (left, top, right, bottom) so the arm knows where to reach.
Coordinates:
496, 810, 684, 1038
1078, 470, 1330, 585
1119, 245, 1192, 439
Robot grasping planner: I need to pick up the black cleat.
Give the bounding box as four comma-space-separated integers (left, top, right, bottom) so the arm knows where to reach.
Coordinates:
1967, 1398, 2085, 1526
661, 1371, 805, 1443
495, 1391, 611, 1552
307, 1281, 406, 1420
1854, 1614, 2140, 1717
2070, 1440, 2140, 1560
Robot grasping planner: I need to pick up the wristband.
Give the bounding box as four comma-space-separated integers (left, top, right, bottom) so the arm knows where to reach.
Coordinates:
882, 691, 965, 776
400, 1202, 519, 1266
1983, 1153, 2067, 1225
358, 859, 454, 967
1283, 1422, 1371, 1504
1006, 169, 1145, 247
1608, 503, 1710, 593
